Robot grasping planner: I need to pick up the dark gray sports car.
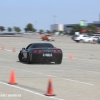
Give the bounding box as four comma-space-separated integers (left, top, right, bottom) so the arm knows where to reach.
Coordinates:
18, 43, 63, 64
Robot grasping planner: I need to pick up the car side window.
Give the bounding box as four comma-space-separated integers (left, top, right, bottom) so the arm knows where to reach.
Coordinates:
83, 35, 88, 37
26, 44, 32, 49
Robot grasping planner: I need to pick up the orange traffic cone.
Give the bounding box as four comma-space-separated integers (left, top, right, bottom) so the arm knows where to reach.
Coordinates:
1, 46, 5, 50
12, 47, 16, 52
9, 70, 16, 85
69, 54, 73, 59
45, 78, 55, 96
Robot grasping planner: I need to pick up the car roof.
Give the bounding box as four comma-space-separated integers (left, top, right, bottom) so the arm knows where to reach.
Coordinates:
31, 43, 53, 45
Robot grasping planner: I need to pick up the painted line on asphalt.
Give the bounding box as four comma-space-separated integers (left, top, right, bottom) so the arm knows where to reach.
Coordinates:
5, 49, 12, 52
0, 48, 19, 53
1, 65, 94, 86
0, 81, 64, 100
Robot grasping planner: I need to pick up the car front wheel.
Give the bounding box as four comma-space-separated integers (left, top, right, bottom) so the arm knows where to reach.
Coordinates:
18, 53, 23, 62
26, 53, 31, 64
80, 39, 83, 43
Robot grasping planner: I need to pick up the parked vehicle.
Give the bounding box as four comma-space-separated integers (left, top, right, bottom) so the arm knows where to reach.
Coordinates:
74, 34, 89, 42
71, 35, 79, 41
82, 36, 98, 43
97, 37, 100, 43
91, 34, 100, 37
41, 34, 55, 41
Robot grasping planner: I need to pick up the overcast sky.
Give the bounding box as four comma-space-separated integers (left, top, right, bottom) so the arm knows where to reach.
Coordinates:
0, 0, 100, 31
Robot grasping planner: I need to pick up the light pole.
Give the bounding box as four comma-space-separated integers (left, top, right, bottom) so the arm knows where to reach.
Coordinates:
53, 15, 57, 24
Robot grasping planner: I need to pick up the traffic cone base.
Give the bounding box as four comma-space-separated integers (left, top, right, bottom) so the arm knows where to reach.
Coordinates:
45, 94, 55, 96
9, 70, 17, 85
12, 47, 16, 52
8, 82, 17, 85
1, 46, 5, 50
45, 78, 55, 96
69, 54, 73, 59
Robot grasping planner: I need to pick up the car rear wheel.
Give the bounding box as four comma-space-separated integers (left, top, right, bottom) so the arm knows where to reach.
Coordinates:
47, 39, 50, 41
55, 60, 62, 64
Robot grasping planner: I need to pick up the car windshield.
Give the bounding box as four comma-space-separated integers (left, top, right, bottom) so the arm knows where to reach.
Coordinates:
31, 43, 54, 48
46, 35, 52, 36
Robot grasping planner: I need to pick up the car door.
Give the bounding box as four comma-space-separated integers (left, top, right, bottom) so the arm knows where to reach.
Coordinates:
22, 44, 32, 58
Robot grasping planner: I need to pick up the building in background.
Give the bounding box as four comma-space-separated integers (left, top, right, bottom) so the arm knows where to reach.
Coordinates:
64, 23, 79, 32
64, 21, 100, 33
50, 21, 100, 33
51, 24, 64, 32
92, 21, 100, 30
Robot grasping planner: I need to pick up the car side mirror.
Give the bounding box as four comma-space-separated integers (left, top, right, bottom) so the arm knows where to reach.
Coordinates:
22, 48, 25, 50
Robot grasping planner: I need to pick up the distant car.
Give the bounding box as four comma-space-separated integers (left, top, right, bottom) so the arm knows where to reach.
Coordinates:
71, 35, 79, 41
41, 34, 55, 41
74, 34, 89, 42
18, 43, 63, 64
98, 37, 100, 43
83, 36, 98, 43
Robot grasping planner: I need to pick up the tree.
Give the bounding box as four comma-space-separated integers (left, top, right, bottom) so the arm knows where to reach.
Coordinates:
86, 24, 97, 34
0, 26, 5, 32
24, 28, 28, 32
26, 23, 33, 31
53, 30, 57, 33
24, 23, 35, 32
46, 30, 51, 33
14, 27, 21, 32
16, 27, 21, 32
59, 31, 63, 34
8, 27, 12, 32
72, 25, 83, 32
39, 29, 44, 33
32, 28, 36, 32
71, 25, 83, 35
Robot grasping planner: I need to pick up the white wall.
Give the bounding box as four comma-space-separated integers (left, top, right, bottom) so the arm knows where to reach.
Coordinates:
58, 24, 64, 31
51, 24, 64, 31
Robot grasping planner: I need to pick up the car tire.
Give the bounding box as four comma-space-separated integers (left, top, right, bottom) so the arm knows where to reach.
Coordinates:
26, 53, 31, 64
76, 40, 79, 43
88, 40, 90, 43
55, 60, 62, 64
18, 52, 23, 62
47, 39, 50, 41
80, 39, 83, 43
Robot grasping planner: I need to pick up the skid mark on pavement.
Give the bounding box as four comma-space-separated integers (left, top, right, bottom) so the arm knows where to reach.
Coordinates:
0, 81, 64, 100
